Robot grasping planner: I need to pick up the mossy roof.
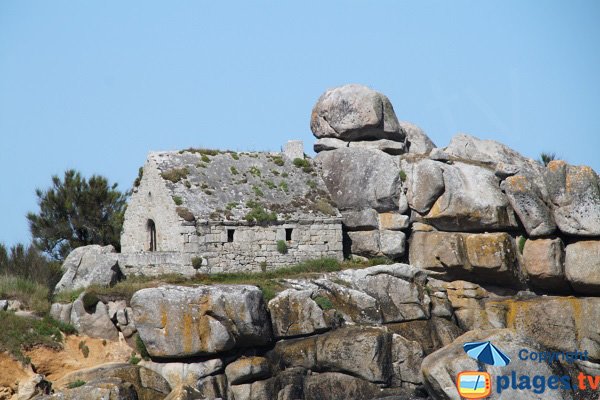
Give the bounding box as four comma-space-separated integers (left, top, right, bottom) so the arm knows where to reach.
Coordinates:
150, 148, 340, 222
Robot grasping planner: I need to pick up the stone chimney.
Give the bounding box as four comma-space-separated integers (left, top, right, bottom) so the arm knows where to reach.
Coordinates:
283, 140, 304, 159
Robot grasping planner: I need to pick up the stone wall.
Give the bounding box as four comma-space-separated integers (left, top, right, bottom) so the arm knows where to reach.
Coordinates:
121, 157, 192, 253
191, 219, 343, 273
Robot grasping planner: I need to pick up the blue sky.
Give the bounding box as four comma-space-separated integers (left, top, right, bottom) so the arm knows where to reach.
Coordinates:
1, 1, 599, 246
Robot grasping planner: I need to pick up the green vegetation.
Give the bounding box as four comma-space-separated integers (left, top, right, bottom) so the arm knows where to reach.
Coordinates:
129, 353, 142, 365
279, 181, 289, 193
399, 170, 407, 182
272, 156, 284, 166
230, 166, 239, 175
201, 154, 210, 163
172, 196, 183, 205
230, 152, 240, 160
248, 166, 262, 177
133, 166, 144, 187
53, 288, 85, 304
313, 295, 334, 310
204, 189, 213, 195
27, 169, 128, 260
244, 201, 277, 223
0, 311, 76, 364
0, 243, 62, 297
281, 172, 289, 178
265, 180, 276, 189
67, 380, 86, 389
276, 240, 288, 254
191, 256, 204, 269
518, 236, 527, 254
0, 275, 51, 314
538, 152, 558, 166
135, 334, 150, 361
226, 202, 238, 210
306, 180, 317, 189
78, 340, 90, 358
293, 158, 313, 173
260, 261, 267, 273
252, 185, 264, 197
196, 162, 207, 168
161, 167, 189, 183
179, 148, 220, 156
271, 169, 280, 176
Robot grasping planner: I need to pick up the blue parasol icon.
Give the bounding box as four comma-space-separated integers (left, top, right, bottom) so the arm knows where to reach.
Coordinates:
463, 341, 511, 367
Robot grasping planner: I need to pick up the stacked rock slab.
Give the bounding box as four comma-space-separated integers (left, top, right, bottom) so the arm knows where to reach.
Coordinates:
312, 83, 600, 294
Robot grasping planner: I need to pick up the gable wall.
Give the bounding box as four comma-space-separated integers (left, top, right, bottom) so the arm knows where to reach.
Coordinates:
121, 158, 194, 253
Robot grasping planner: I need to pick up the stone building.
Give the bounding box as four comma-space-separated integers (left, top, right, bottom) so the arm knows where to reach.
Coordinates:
119, 143, 343, 276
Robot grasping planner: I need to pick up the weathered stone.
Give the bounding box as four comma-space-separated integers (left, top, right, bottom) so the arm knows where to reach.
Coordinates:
565, 241, 600, 294
410, 232, 520, 286
336, 264, 430, 323
419, 162, 518, 231
163, 385, 205, 400
316, 147, 401, 212
131, 285, 272, 358
16, 374, 50, 400
70, 294, 119, 341
400, 121, 435, 155
494, 161, 520, 178
348, 139, 406, 155
341, 209, 378, 230
523, 238, 566, 291
546, 161, 600, 236
422, 329, 570, 400
271, 326, 392, 383
428, 147, 450, 161
49, 303, 72, 325
390, 334, 423, 386
54, 245, 121, 294
225, 357, 271, 385
406, 159, 445, 214
310, 84, 403, 141
502, 175, 556, 236
378, 212, 409, 231
195, 374, 226, 399
228, 379, 274, 400
107, 300, 127, 321
58, 363, 170, 400
347, 230, 380, 257
268, 289, 329, 338
385, 318, 463, 357
313, 137, 347, 153
379, 230, 406, 259
37, 378, 138, 400
140, 359, 223, 389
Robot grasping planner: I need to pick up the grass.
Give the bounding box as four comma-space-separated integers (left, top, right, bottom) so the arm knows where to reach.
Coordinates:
230, 166, 239, 175
230, 152, 239, 160
135, 334, 150, 361
172, 196, 183, 206
67, 380, 86, 389
226, 202, 238, 210
252, 185, 264, 197
399, 170, 407, 182
314, 199, 337, 216
161, 167, 189, 183
0, 311, 76, 364
53, 287, 85, 304
279, 181, 289, 193
77, 257, 387, 304
272, 156, 284, 166
200, 154, 210, 163
276, 240, 288, 254
179, 148, 221, 156
518, 236, 527, 254
265, 180, 276, 189
248, 166, 261, 177
244, 201, 277, 223
293, 158, 313, 173
0, 275, 51, 314
313, 296, 334, 310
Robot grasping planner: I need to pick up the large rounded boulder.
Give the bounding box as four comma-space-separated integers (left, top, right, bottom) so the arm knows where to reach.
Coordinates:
310, 84, 404, 141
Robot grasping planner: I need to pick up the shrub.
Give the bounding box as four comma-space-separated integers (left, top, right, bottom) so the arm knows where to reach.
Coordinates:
133, 167, 143, 187
78, 340, 90, 358
161, 167, 189, 183
129, 354, 141, 365
252, 185, 264, 197
281, 172, 289, 178
201, 154, 210, 163
260, 261, 267, 273
230, 152, 239, 160
279, 181, 289, 193
226, 202, 238, 210
276, 240, 288, 254
244, 201, 277, 223
313, 296, 333, 310
191, 256, 204, 269
293, 158, 313, 173
230, 166, 238, 175
265, 180, 276, 189
306, 180, 317, 189
176, 207, 195, 222
399, 170, 407, 182
248, 166, 261, 177
272, 156, 284, 166
314, 199, 336, 216
172, 196, 183, 205
67, 380, 86, 389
